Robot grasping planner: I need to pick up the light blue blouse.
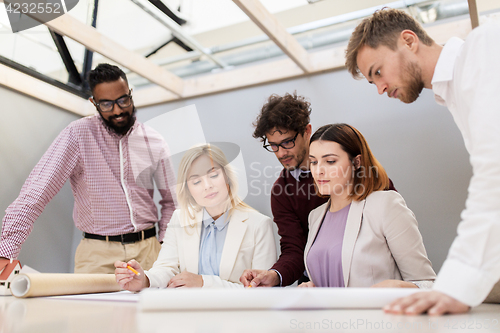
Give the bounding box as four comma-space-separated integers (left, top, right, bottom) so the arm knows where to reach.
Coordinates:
198, 209, 230, 276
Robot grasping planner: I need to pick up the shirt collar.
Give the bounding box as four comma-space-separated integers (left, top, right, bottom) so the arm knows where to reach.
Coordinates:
431, 37, 464, 105
290, 168, 310, 182
202, 209, 230, 231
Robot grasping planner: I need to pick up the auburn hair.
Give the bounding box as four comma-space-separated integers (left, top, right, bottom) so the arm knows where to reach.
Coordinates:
310, 123, 390, 201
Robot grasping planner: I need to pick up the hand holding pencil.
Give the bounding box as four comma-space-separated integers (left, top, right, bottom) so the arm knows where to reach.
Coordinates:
114, 259, 149, 292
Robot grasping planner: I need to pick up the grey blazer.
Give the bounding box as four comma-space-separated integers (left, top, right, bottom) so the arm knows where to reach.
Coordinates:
304, 190, 436, 287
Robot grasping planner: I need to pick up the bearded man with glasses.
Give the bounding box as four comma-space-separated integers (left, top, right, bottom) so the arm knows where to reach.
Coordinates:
240, 93, 326, 288
0, 63, 177, 273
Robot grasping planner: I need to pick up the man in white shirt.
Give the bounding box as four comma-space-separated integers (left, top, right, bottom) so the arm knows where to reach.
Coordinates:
345, 8, 500, 315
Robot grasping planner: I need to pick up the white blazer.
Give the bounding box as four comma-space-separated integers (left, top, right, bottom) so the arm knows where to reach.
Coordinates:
305, 190, 436, 287
146, 207, 277, 288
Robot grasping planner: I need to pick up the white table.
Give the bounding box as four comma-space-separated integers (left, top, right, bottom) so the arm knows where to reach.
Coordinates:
1, 295, 499, 333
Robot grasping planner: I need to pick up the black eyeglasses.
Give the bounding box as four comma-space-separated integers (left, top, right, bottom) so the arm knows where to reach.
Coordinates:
94, 90, 133, 113
263, 132, 299, 152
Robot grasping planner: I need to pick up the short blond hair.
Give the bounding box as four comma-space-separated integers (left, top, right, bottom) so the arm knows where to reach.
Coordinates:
345, 8, 434, 79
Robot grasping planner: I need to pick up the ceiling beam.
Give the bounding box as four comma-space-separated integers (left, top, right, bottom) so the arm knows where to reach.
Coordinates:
42, 13, 184, 96
0, 63, 94, 116
467, 0, 480, 29
232, 0, 312, 73
133, 13, 482, 108
133, 44, 346, 107
49, 30, 83, 86
3, 5, 498, 114
132, 0, 227, 68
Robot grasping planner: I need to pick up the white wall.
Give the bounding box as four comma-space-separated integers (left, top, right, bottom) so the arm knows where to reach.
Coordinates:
0, 66, 472, 274
0, 86, 80, 273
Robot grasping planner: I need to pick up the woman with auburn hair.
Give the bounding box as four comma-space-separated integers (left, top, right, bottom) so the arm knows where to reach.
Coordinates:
300, 123, 435, 289
115, 144, 276, 289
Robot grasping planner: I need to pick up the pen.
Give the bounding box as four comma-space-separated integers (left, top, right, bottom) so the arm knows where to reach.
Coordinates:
127, 265, 140, 276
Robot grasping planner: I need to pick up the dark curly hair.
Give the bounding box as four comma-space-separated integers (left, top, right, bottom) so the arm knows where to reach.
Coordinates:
253, 92, 311, 141
88, 63, 128, 94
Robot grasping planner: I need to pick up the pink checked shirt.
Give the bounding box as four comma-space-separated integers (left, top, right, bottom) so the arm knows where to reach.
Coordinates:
0, 115, 177, 259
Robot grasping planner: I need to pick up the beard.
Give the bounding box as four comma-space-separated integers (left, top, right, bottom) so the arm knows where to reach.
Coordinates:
400, 59, 425, 104
280, 145, 307, 171
99, 106, 137, 135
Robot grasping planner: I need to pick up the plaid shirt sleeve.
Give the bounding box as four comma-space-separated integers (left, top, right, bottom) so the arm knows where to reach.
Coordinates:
0, 125, 79, 258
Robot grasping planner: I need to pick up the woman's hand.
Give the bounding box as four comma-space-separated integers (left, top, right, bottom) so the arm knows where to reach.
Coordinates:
298, 281, 316, 288
167, 271, 204, 288
114, 259, 148, 292
371, 279, 418, 288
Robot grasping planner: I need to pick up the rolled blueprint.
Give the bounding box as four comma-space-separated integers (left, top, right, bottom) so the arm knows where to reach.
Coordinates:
139, 287, 420, 311
10, 273, 121, 298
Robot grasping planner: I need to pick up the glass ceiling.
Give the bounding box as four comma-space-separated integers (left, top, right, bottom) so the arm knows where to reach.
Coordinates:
0, 0, 499, 96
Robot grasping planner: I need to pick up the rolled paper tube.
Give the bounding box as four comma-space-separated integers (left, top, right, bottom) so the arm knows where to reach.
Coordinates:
139, 288, 421, 311
10, 273, 121, 298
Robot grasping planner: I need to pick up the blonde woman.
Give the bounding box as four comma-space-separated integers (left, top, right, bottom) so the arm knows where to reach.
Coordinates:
115, 144, 276, 289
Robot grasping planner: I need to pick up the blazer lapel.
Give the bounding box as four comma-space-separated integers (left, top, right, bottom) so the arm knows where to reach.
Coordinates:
182, 210, 203, 274
218, 209, 248, 280
341, 199, 366, 286
303, 201, 330, 279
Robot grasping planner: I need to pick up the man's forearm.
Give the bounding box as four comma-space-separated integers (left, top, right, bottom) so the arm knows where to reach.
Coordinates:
271, 252, 306, 286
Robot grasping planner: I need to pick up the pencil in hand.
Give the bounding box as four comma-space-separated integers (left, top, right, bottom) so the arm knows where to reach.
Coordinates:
127, 265, 140, 276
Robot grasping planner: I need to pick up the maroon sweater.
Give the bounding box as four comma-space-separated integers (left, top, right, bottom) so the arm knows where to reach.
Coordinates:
270, 169, 396, 286
270, 170, 328, 286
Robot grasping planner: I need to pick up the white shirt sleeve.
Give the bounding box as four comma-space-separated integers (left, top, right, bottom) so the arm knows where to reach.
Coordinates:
433, 22, 500, 306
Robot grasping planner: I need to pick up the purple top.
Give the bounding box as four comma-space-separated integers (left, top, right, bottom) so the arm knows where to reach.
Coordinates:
306, 204, 350, 287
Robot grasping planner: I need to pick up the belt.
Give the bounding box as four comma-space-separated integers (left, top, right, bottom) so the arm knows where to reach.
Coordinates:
83, 228, 156, 244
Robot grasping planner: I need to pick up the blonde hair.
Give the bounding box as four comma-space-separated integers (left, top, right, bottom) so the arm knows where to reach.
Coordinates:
176, 144, 252, 227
